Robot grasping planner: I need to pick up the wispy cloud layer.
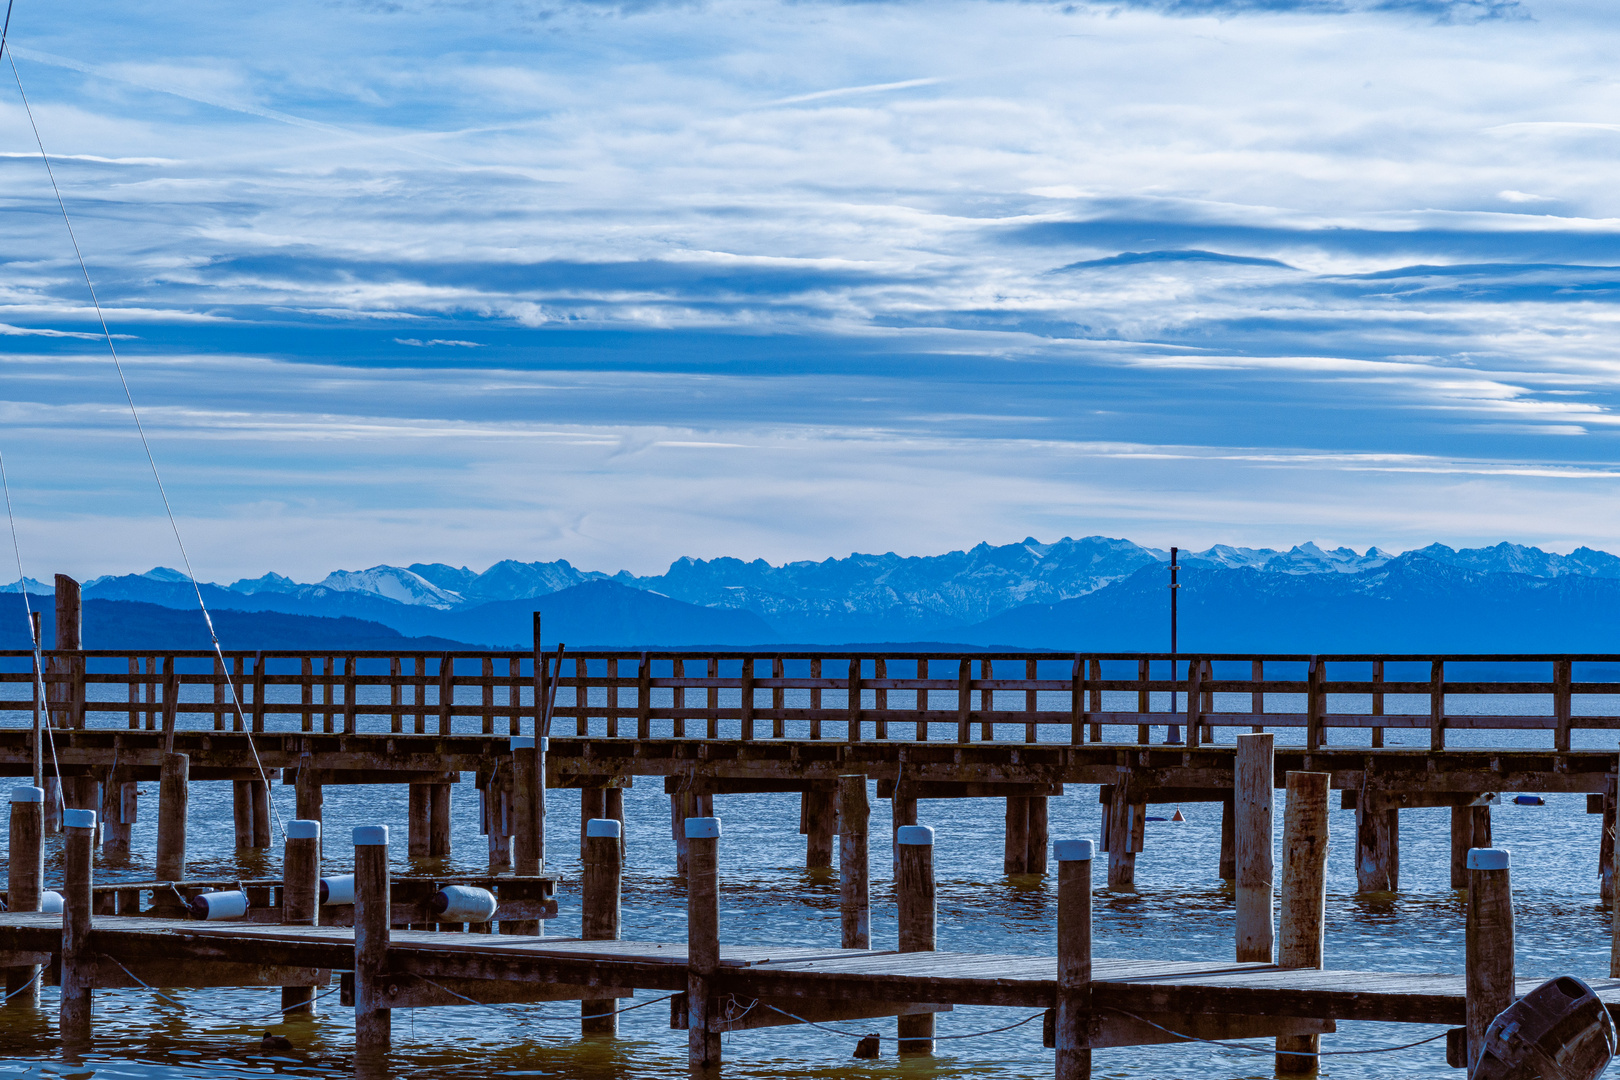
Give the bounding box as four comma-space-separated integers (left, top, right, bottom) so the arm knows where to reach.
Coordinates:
1, 0, 1618, 579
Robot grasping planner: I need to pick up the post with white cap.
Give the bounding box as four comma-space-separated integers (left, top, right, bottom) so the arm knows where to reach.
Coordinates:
581, 817, 622, 1035
354, 825, 391, 1050
896, 824, 936, 1055
686, 816, 722, 1070
1465, 847, 1513, 1078
281, 819, 322, 1015
60, 808, 96, 1041
6, 786, 44, 1004
839, 774, 870, 949
1054, 838, 1093, 1080
155, 751, 189, 882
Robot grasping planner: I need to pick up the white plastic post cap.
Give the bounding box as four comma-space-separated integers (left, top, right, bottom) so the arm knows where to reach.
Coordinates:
1467, 847, 1511, 871
685, 817, 721, 839
511, 736, 534, 749
539, 737, 548, 751
62, 808, 95, 830
897, 825, 934, 846
586, 818, 622, 839
353, 825, 389, 846
1054, 839, 1095, 862
9, 786, 42, 804
285, 820, 320, 840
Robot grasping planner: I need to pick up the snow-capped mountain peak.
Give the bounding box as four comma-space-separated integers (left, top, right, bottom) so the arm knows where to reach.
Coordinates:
315, 566, 463, 608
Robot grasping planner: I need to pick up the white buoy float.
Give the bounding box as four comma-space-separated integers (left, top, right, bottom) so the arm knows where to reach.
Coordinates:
39, 891, 63, 914
188, 890, 250, 921
432, 885, 497, 923
319, 875, 354, 906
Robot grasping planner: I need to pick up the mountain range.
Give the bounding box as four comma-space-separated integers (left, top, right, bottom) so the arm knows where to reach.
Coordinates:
3, 537, 1618, 651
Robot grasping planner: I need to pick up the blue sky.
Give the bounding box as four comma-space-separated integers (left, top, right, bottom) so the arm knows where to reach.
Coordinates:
3, 0, 1620, 581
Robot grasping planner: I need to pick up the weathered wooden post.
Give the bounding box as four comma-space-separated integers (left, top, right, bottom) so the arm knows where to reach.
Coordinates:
581, 818, 622, 1035
803, 787, 835, 869
1028, 796, 1049, 877
839, 774, 870, 949
251, 779, 271, 849
1451, 801, 1492, 890
686, 816, 722, 1071
155, 751, 189, 881
6, 786, 43, 1004
1005, 795, 1030, 875
354, 825, 391, 1050
1613, 755, 1620, 978
1276, 771, 1330, 1075
281, 819, 321, 1015
407, 785, 431, 857
1465, 847, 1513, 1078
1054, 838, 1093, 1080
580, 785, 606, 848
233, 780, 254, 849
1103, 774, 1142, 890
60, 808, 95, 1042
428, 783, 452, 858
512, 735, 546, 877
896, 824, 936, 1055
1235, 732, 1274, 962
295, 769, 323, 855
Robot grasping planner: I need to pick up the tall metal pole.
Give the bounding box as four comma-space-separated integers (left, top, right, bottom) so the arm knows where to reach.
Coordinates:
1168, 547, 1182, 745
30, 612, 41, 788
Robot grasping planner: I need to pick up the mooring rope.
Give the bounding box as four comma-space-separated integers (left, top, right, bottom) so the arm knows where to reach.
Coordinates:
0, 967, 40, 1003
2, 26, 284, 839
104, 955, 340, 1021
410, 974, 678, 1022
1098, 1007, 1451, 1058
753, 999, 1047, 1041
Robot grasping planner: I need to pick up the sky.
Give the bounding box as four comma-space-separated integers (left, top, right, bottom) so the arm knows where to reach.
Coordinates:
3, 0, 1620, 581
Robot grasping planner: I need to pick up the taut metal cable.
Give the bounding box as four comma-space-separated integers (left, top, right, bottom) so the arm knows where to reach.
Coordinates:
0, 450, 61, 800
3, 26, 284, 837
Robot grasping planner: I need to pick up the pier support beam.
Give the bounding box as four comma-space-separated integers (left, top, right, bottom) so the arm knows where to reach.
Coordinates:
512, 735, 545, 879
891, 787, 917, 876
1356, 794, 1399, 893
1601, 789, 1615, 902
581, 818, 623, 1035
354, 825, 391, 1051
428, 783, 452, 858
6, 786, 43, 1005
296, 770, 323, 855
408, 785, 431, 858
839, 774, 870, 949
1218, 796, 1236, 881
803, 788, 835, 869
1235, 733, 1274, 963
1465, 848, 1513, 1078
1450, 805, 1491, 890
281, 820, 321, 1015
1004, 796, 1051, 876
580, 786, 606, 849
60, 808, 95, 1044
155, 752, 189, 881
1276, 771, 1330, 1075
1054, 838, 1093, 1080
233, 780, 254, 849
1102, 779, 1143, 890
686, 816, 722, 1071
897, 824, 936, 1055
251, 779, 271, 849
101, 780, 135, 855
670, 790, 711, 878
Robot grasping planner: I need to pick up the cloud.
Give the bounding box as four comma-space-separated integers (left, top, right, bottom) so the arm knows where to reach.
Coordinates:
394, 338, 485, 347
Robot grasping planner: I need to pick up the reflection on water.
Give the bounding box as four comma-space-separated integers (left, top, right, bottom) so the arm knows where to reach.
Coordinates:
0, 698, 1612, 1077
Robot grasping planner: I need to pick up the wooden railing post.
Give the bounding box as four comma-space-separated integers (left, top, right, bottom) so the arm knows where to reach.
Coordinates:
980, 658, 994, 741
957, 658, 972, 743
1185, 657, 1203, 749
1276, 770, 1330, 1074
839, 774, 870, 949
344, 657, 358, 734
847, 657, 862, 742
1054, 837, 1093, 1080
606, 657, 619, 738
740, 658, 755, 742
1136, 658, 1150, 745
874, 658, 888, 740
1070, 655, 1085, 745
354, 825, 392, 1051
705, 657, 719, 739
1370, 659, 1384, 748
686, 816, 722, 1070
1554, 658, 1572, 753
1306, 657, 1324, 751
1465, 848, 1513, 1077
915, 657, 929, 741
1235, 732, 1275, 963
438, 654, 454, 735
390, 656, 402, 734
1429, 658, 1446, 751
772, 657, 786, 739
1088, 658, 1102, 743
301, 656, 313, 732
637, 653, 652, 740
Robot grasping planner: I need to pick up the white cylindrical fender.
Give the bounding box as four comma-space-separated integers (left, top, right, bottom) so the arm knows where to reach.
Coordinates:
188, 890, 249, 921
319, 874, 355, 906
432, 885, 497, 923
39, 891, 63, 914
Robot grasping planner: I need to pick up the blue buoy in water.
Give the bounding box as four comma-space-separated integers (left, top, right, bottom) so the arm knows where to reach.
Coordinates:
1514, 795, 1545, 806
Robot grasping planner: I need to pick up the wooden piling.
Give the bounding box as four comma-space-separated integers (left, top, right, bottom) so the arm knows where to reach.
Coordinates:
1234, 733, 1274, 963
1054, 838, 1093, 1080
1005, 795, 1031, 875
512, 736, 544, 877
296, 769, 323, 854
408, 785, 431, 857
428, 783, 452, 858
1355, 791, 1399, 893
354, 825, 391, 1050
1028, 795, 1049, 876
233, 780, 253, 849
896, 824, 936, 1055
281, 819, 321, 1015
155, 752, 189, 881
60, 808, 95, 1042
804, 788, 835, 869
839, 774, 870, 949
1103, 778, 1142, 890
1465, 848, 1513, 1078
581, 818, 623, 1035
1450, 804, 1492, 890
1276, 771, 1329, 1075
6, 786, 43, 1004
686, 816, 722, 1071
251, 779, 271, 849
101, 779, 134, 855
1218, 796, 1236, 881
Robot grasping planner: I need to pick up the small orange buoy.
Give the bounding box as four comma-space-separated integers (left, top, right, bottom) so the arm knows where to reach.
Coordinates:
1171, 808, 1185, 823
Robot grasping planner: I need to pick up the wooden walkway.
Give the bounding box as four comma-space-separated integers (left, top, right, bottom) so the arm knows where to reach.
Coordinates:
3, 912, 1614, 1029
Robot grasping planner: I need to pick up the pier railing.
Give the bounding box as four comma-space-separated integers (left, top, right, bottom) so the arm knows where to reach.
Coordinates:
3, 649, 1619, 751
